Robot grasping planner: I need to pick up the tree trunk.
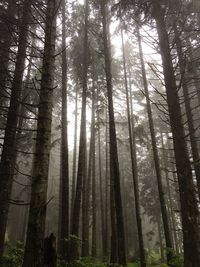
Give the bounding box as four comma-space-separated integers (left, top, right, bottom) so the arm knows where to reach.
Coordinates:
153, 3, 200, 266
59, 0, 69, 260
160, 132, 179, 254
91, 125, 97, 257
121, 26, 146, 267
0, 0, 16, 108
174, 25, 200, 200
157, 213, 165, 263
100, 1, 126, 265
22, 0, 58, 265
110, 165, 118, 264
0, 0, 33, 257
70, 0, 89, 260
97, 109, 106, 258
104, 109, 109, 259
70, 87, 78, 231
137, 25, 173, 264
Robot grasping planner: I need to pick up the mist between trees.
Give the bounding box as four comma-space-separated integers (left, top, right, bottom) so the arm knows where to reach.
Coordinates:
0, 0, 200, 267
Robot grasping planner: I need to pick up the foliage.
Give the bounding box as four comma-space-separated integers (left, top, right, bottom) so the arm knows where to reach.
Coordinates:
57, 257, 107, 267
1, 242, 24, 267
169, 253, 183, 267
146, 250, 161, 265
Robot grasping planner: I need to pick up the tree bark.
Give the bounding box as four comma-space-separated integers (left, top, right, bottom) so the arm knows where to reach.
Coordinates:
70, 87, 78, 231
153, 3, 200, 266
174, 25, 200, 201
22, 0, 58, 265
70, 0, 89, 261
121, 26, 146, 267
0, 0, 16, 108
59, 0, 69, 260
100, 1, 126, 265
91, 123, 97, 257
97, 108, 106, 258
0, 0, 33, 257
137, 25, 173, 264
160, 132, 179, 254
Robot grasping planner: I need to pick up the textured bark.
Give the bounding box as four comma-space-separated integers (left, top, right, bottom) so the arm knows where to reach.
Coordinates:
22, 0, 58, 265
82, 78, 95, 257
91, 125, 96, 257
121, 27, 146, 267
59, 0, 69, 259
160, 132, 179, 254
153, 3, 200, 266
137, 25, 173, 264
0, 0, 32, 257
157, 214, 165, 263
70, 88, 78, 231
100, 1, 126, 265
104, 110, 109, 259
174, 26, 200, 200
0, 0, 16, 108
110, 166, 118, 264
97, 110, 106, 258
70, 0, 89, 261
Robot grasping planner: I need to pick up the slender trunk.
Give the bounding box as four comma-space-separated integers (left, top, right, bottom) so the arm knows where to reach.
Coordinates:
59, 0, 69, 260
137, 25, 173, 264
104, 109, 109, 259
70, 0, 89, 260
157, 214, 165, 263
0, 0, 16, 108
153, 3, 200, 266
174, 26, 200, 200
110, 165, 118, 264
160, 132, 179, 254
70, 88, 78, 231
100, 1, 126, 265
121, 164, 129, 257
91, 127, 96, 257
121, 27, 146, 267
0, 0, 33, 257
82, 79, 95, 257
22, 0, 58, 265
97, 110, 106, 258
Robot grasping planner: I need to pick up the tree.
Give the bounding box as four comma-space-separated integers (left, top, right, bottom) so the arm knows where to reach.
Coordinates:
121, 24, 146, 267
137, 25, 173, 264
58, 0, 69, 260
0, 0, 33, 257
100, 0, 127, 265
70, 0, 89, 261
22, 0, 58, 265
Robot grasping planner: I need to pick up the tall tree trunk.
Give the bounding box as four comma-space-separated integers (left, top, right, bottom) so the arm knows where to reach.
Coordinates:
174, 25, 200, 200
59, 0, 69, 260
121, 26, 146, 267
153, 3, 200, 266
157, 213, 165, 263
137, 25, 173, 264
91, 125, 97, 257
0, 0, 33, 257
22, 0, 58, 265
100, 1, 126, 265
97, 109, 106, 258
160, 132, 179, 254
70, 87, 78, 231
82, 79, 95, 257
70, 0, 89, 261
0, 0, 16, 108
110, 166, 118, 264
104, 109, 109, 259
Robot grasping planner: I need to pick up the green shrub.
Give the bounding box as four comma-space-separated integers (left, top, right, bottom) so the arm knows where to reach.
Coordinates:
169, 253, 183, 267
1, 242, 24, 267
